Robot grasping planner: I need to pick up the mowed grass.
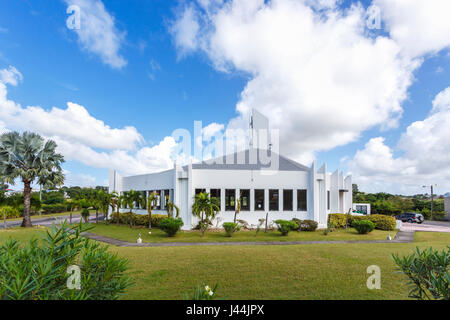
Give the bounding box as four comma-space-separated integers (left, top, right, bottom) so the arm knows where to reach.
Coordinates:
1, 227, 448, 300
89, 223, 398, 243
113, 232, 450, 300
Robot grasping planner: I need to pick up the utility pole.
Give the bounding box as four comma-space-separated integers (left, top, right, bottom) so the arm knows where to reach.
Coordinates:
423, 185, 437, 221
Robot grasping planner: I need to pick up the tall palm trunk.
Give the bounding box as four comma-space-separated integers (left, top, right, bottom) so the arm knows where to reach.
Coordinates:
116, 207, 120, 226
96, 209, 99, 224
148, 209, 152, 230
21, 180, 33, 228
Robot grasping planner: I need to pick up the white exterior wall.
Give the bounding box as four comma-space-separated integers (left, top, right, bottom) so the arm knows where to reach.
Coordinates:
191, 168, 312, 228
109, 160, 351, 230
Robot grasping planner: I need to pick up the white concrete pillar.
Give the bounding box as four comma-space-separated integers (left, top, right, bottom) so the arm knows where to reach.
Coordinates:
293, 189, 298, 212
264, 189, 269, 212
250, 189, 255, 212
220, 188, 225, 213
279, 188, 283, 212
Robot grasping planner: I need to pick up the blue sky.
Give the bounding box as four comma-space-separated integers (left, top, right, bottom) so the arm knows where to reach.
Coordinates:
1, 0, 450, 195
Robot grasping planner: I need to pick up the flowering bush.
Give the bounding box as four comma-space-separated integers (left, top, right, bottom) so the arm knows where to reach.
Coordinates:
184, 284, 218, 300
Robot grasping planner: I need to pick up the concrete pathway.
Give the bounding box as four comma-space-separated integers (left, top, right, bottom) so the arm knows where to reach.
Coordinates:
400, 221, 450, 233
82, 230, 414, 247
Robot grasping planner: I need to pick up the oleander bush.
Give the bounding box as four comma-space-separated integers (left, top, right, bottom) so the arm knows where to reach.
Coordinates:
392, 247, 449, 300
299, 220, 318, 231
0, 223, 133, 300
159, 217, 184, 237
275, 220, 298, 236
352, 220, 375, 234
222, 222, 240, 237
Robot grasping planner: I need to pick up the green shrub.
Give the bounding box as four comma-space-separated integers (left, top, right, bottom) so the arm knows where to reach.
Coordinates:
0, 223, 133, 300
275, 220, 298, 236
299, 220, 318, 231
159, 218, 184, 237
81, 208, 90, 223
0, 206, 21, 219
291, 218, 302, 231
392, 247, 449, 300
222, 222, 240, 237
41, 204, 67, 214
352, 220, 375, 234
110, 212, 167, 227
328, 213, 396, 231
327, 213, 349, 228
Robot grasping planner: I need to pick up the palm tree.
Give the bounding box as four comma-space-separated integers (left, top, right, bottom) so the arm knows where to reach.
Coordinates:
165, 195, 180, 218
115, 194, 124, 226
107, 191, 119, 225
234, 197, 241, 223
123, 190, 141, 228
97, 190, 112, 224
67, 199, 78, 224
146, 192, 159, 230
0, 132, 64, 227
192, 192, 220, 236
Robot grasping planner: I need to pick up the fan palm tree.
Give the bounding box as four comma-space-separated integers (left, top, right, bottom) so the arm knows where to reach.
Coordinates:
107, 191, 119, 225
146, 192, 159, 229
0, 132, 64, 227
192, 192, 220, 235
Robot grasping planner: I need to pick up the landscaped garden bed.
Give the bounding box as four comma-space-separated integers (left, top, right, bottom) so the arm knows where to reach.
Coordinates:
87, 222, 398, 243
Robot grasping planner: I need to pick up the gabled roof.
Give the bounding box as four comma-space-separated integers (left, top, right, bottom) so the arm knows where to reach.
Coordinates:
184, 149, 310, 172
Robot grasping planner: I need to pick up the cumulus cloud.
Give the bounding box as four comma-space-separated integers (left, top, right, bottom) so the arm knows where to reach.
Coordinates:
374, 0, 450, 58
0, 66, 22, 86
349, 87, 450, 194
0, 66, 179, 177
169, 4, 200, 57
64, 0, 127, 69
169, 0, 420, 163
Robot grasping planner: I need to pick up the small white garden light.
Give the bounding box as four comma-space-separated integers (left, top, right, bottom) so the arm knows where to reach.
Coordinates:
137, 233, 142, 244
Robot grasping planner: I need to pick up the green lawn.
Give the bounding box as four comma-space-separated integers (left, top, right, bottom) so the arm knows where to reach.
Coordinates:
1, 226, 448, 300
88, 223, 398, 243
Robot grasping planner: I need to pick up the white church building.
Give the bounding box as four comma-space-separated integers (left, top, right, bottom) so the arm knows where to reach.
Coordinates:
109, 111, 353, 230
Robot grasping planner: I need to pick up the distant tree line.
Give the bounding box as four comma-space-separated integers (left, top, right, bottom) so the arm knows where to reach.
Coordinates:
353, 184, 446, 220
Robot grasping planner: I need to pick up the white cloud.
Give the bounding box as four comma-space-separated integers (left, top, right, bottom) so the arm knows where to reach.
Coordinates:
0, 66, 179, 177
64, 0, 127, 69
170, 0, 419, 163
349, 87, 450, 194
202, 122, 224, 141
374, 0, 450, 58
0, 66, 22, 86
169, 4, 200, 57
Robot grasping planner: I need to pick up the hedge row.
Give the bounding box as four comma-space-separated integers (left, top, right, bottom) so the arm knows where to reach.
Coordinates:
110, 212, 168, 227
41, 204, 69, 214
0, 206, 21, 219
328, 213, 396, 231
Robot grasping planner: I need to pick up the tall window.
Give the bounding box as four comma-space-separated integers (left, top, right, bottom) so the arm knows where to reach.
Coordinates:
297, 190, 307, 211
255, 189, 264, 211
164, 189, 170, 207
195, 188, 206, 195
225, 189, 236, 211
240, 189, 250, 211
327, 191, 330, 210
210, 189, 221, 210
152, 190, 161, 210
283, 189, 293, 211
269, 189, 279, 211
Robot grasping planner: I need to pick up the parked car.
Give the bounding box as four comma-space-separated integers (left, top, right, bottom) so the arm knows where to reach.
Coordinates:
395, 212, 424, 224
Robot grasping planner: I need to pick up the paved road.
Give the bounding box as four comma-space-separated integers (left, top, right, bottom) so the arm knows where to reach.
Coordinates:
1, 214, 105, 229
400, 221, 450, 233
